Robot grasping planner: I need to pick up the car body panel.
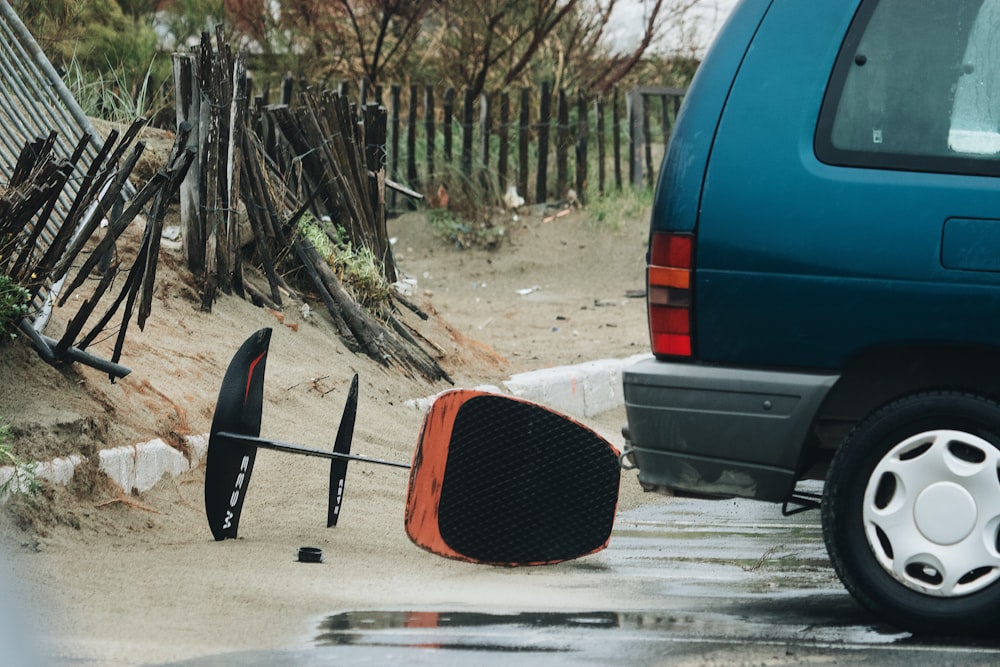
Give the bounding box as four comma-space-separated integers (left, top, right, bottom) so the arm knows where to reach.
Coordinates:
698, 0, 1000, 368
624, 358, 837, 500
624, 0, 1000, 501
650, 0, 773, 237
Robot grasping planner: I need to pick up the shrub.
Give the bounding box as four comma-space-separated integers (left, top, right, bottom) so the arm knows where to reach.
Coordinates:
297, 214, 393, 315
0, 276, 29, 344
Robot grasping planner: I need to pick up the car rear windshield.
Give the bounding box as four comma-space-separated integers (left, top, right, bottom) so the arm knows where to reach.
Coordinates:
816, 0, 1000, 176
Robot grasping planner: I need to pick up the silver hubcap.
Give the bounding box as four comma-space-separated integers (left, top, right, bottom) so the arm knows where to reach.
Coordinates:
863, 429, 1000, 597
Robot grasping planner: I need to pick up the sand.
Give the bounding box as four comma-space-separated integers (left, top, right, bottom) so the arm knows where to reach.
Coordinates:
0, 197, 654, 664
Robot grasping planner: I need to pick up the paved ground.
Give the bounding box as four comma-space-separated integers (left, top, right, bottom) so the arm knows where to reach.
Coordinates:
153, 483, 1000, 667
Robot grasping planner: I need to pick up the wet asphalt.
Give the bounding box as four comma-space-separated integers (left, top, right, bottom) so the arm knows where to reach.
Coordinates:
158, 481, 1000, 666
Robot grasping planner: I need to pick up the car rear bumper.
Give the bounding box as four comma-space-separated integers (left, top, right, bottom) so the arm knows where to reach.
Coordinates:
622, 358, 838, 502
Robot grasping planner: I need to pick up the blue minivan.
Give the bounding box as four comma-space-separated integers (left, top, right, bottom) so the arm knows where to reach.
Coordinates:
623, 0, 1000, 634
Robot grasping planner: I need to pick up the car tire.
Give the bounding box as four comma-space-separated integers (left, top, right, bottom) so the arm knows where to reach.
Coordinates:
822, 391, 1000, 635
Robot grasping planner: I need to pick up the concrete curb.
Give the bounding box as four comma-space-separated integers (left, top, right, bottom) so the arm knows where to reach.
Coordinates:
1, 354, 650, 503
97, 435, 209, 494
502, 354, 651, 419
1, 436, 209, 502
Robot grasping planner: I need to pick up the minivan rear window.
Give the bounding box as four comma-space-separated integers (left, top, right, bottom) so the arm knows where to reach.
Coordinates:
816, 0, 1000, 176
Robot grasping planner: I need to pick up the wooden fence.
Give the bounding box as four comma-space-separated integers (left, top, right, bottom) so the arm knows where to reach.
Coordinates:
276, 79, 686, 211
171, 34, 452, 381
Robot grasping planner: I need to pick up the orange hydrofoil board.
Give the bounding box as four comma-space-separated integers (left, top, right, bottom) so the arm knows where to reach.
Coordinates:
407, 390, 621, 565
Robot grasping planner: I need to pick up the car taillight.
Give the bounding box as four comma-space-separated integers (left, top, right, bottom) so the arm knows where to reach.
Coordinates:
647, 232, 693, 357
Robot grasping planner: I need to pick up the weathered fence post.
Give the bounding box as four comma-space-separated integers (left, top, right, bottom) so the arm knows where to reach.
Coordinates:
280, 74, 293, 104
443, 87, 455, 166
595, 95, 606, 195
536, 82, 551, 204
612, 87, 622, 190
575, 94, 588, 206
199, 32, 221, 309
363, 102, 395, 281
388, 84, 400, 211
518, 87, 529, 203
227, 52, 248, 298
406, 84, 418, 194
642, 92, 654, 188
479, 91, 491, 194
424, 85, 435, 188
461, 88, 474, 179
627, 87, 642, 188
172, 52, 202, 270
556, 88, 568, 201
498, 91, 509, 192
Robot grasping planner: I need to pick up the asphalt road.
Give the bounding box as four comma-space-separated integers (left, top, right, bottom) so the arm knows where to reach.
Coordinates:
159, 481, 1000, 666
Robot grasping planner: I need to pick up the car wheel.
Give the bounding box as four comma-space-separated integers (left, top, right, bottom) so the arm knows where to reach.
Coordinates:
822, 392, 1000, 635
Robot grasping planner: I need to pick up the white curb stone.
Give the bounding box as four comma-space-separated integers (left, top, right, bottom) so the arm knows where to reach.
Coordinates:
98, 438, 191, 494
185, 433, 209, 463
405, 354, 651, 419
34, 454, 83, 486
1, 454, 83, 501
502, 353, 651, 419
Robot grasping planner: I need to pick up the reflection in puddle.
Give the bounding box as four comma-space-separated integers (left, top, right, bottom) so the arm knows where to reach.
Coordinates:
314, 608, 853, 653
316, 611, 620, 652
315, 607, 1000, 658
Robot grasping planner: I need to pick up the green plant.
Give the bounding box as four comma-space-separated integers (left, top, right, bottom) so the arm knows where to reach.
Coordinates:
426, 207, 505, 250
63, 52, 169, 124
408, 153, 507, 250
585, 185, 654, 230
0, 276, 29, 344
297, 214, 393, 314
0, 420, 39, 498
102, 57, 167, 124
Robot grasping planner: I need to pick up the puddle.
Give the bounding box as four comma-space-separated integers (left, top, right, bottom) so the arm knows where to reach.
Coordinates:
316, 610, 619, 652
307, 491, 1000, 662
597, 486, 841, 599
158, 484, 1000, 666
312, 605, 1000, 663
